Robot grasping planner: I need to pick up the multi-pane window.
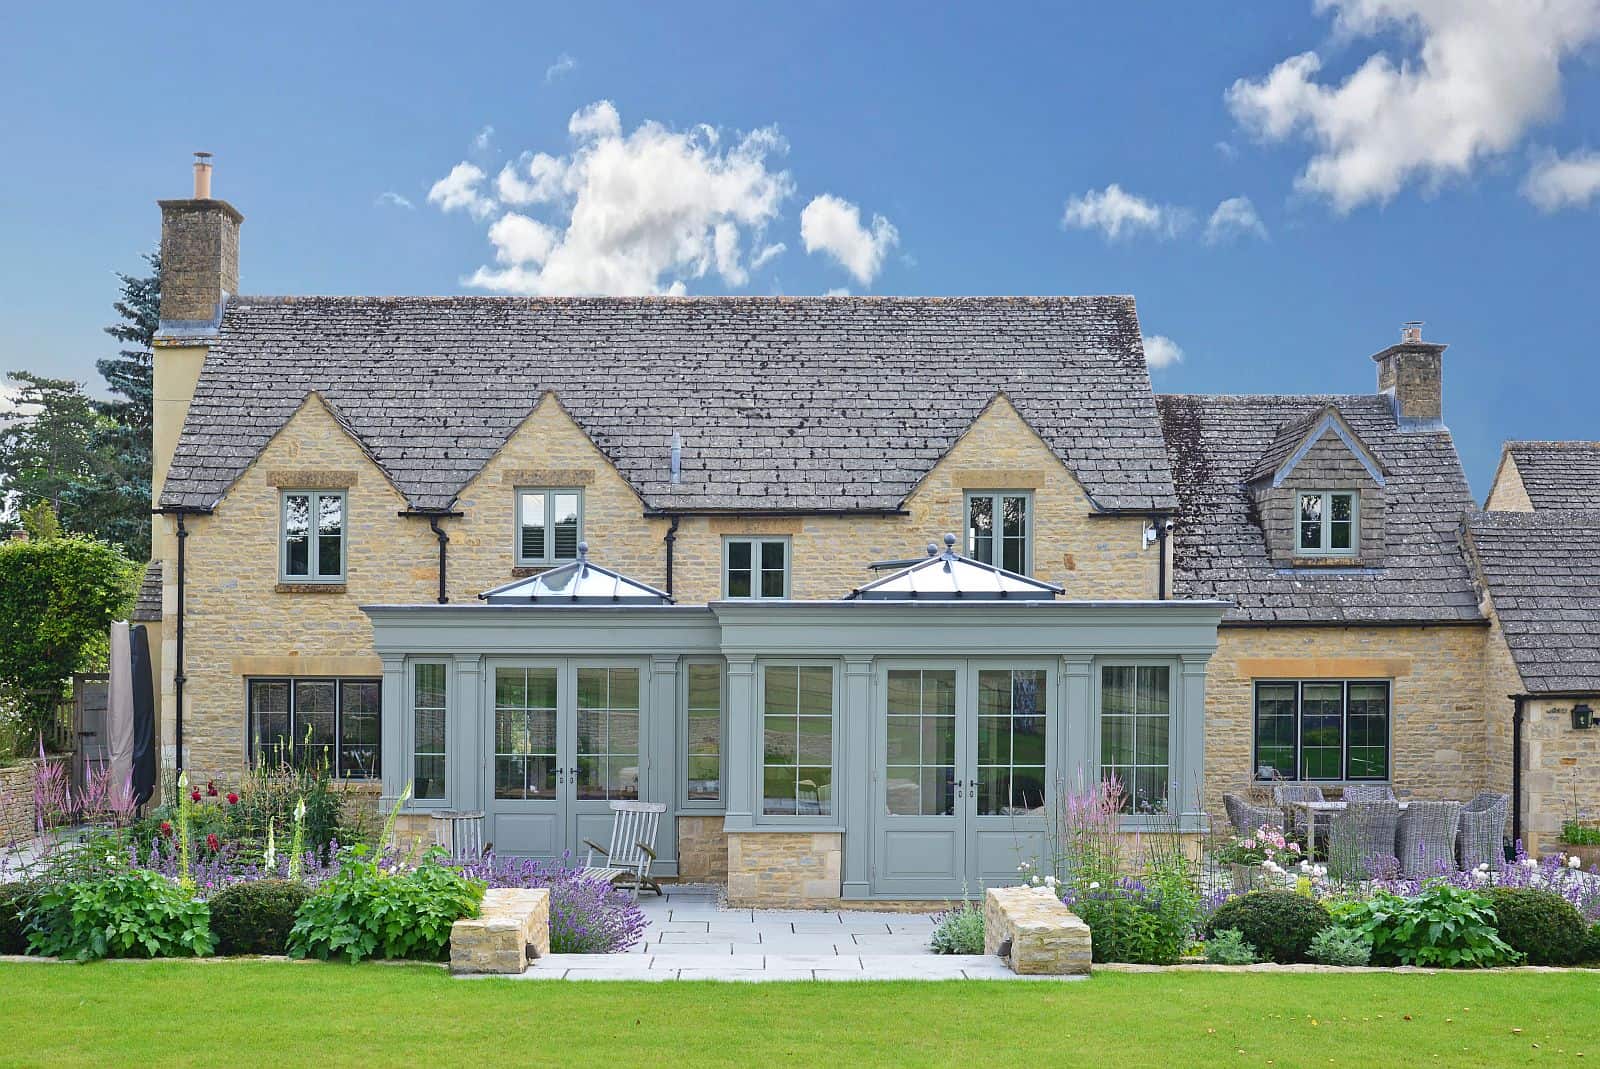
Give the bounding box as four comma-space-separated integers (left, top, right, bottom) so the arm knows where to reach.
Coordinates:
247, 678, 379, 779
516, 489, 582, 566
493, 666, 558, 799
976, 668, 1047, 815
885, 669, 957, 816
724, 537, 788, 599
684, 663, 723, 803
576, 667, 641, 801
761, 665, 834, 817
1297, 490, 1357, 556
1253, 680, 1391, 782
966, 492, 1031, 574
413, 663, 447, 801
1100, 665, 1171, 814
281, 491, 345, 582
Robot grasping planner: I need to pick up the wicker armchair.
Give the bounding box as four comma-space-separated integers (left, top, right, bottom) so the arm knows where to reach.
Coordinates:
1341, 784, 1396, 803
1223, 792, 1282, 838
1397, 800, 1462, 877
1273, 784, 1327, 841
1457, 792, 1509, 871
1327, 800, 1400, 878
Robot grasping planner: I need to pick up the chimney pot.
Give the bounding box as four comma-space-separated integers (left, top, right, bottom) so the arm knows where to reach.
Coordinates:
1401, 320, 1423, 343
192, 152, 214, 199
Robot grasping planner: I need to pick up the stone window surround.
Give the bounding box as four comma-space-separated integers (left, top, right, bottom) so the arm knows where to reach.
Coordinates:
1251, 678, 1393, 784
721, 535, 791, 600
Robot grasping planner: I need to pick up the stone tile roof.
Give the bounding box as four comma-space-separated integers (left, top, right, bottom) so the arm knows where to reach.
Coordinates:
1503, 441, 1600, 511
159, 296, 1178, 515
1466, 510, 1600, 693
1156, 393, 1481, 624
132, 561, 162, 622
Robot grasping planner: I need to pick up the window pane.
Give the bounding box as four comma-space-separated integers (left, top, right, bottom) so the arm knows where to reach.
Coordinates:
968, 495, 994, 563
249, 681, 291, 767
727, 567, 752, 598
1330, 494, 1354, 521
1330, 521, 1353, 550
763, 665, 833, 816
576, 667, 638, 800
1300, 682, 1344, 780
1002, 496, 1028, 573
338, 680, 380, 779
519, 492, 546, 561
979, 669, 1049, 816
552, 493, 580, 559
1347, 683, 1390, 780
760, 540, 786, 572
686, 663, 722, 802
293, 681, 337, 771
1101, 666, 1168, 813
1101, 666, 1134, 717
1254, 683, 1297, 780
317, 493, 343, 535
284, 495, 310, 576
1299, 493, 1323, 551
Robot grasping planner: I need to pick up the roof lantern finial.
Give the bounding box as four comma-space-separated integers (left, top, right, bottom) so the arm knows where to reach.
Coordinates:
943, 533, 957, 555
577, 541, 589, 560
926, 542, 938, 557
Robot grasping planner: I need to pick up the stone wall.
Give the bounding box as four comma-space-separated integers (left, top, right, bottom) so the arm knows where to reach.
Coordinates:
1484, 455, 1532, 511
1522, 696, 1600, 854
677, 814, 729, 880
726, 831, 842, 907
0, 758, 63, 845
1203, 625, 1489, 818
1481, 598, 1523, 835
449, 887, 550, 975
984, 885, 1091, 975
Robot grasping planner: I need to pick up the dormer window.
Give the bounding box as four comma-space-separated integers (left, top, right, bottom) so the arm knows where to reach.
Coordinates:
1298, 490, 1357, 556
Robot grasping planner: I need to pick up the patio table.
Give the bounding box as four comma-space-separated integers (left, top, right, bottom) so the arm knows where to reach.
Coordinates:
1284, 800, 1409, 860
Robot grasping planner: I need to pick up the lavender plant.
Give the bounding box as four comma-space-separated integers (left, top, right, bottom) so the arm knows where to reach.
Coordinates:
465, 853, 647, 953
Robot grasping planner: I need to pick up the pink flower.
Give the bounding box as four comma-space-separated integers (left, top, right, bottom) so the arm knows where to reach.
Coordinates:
205, 833, 221, 852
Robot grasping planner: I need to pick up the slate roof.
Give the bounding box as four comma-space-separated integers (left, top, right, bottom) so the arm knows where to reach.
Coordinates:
159, 295, 1178, 515
1502, 441, 1600, 511
1157, 393, 1481, 624
132, 561, 162, 622
1466, 510, 1600, 693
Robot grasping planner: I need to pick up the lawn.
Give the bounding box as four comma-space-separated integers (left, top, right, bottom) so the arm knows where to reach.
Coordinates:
1, 961, 1594, 1068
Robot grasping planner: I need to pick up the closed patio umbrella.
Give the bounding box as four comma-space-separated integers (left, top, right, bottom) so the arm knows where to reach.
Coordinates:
130, 624, 156, 809
107, 621, 133, 798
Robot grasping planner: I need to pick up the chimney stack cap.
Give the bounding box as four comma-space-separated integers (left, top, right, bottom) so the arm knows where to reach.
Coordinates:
1401, 320, 1424, 342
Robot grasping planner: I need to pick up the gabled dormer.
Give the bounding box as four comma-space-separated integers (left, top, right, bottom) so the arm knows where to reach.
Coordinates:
1246, 403, 1388, 567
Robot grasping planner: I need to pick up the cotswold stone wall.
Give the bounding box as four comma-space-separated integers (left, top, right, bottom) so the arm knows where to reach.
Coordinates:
0, 758, 63, 844
677, 815, 729, 880
1484, 456, 1533, 511
1203, 625, 1489, 819
726, 832, 842, 907
1523, 697, 1600, 854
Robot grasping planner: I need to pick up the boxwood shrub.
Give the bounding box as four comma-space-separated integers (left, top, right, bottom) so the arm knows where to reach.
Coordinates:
1584, 924, 1600, 965
1487, 887, 1588, 966
209, 879, 310, 955
0, 881, 35, 954
1206, 890, 1330, 964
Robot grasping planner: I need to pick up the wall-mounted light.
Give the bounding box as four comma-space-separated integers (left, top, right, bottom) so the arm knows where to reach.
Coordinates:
1573, 703, 1594, 730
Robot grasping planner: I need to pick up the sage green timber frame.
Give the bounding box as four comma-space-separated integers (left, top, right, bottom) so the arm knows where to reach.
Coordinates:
362, 597, 1225, 898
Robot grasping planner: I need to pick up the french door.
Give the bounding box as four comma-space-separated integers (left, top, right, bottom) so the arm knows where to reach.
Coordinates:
486, 659, 645, 858
872, 661, 1052, 897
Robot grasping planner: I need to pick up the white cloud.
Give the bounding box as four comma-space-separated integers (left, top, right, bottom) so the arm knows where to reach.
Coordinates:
546, 53, 578, 83
799, 194, 900, 285
1227, 0, 1600, 212
1215, 140, 1239, 161
1061, 184, 1189, 240
427, 162, 496, 220
751, 242, 786, 269
1522, 149, 1600, 210
375, 191, 414, 210
1205, 196, 1268, 243
473, 125, 495, 152
1142, 334, 1184, 369
433, 100, 795, 295
824, 287, 851, 297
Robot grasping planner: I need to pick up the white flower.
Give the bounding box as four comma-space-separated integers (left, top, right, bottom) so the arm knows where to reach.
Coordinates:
1044, 875, 1059, 887
1476, 863, 1489, 872
1298, 860, 1311, 872
1089, 881, 1100, 890
1521, 858, 1539, 870
1568, 855, 1582, 869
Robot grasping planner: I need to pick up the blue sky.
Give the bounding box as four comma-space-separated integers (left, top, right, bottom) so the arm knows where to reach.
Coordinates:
4, 1, 1600, 497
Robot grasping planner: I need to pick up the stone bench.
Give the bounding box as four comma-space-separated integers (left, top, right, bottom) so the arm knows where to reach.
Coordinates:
984, 885, 1092, 975
450, 888, 551, 975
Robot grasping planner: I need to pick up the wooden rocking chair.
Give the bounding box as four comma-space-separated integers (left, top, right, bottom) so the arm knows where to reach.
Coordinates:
581, 800, 667, 900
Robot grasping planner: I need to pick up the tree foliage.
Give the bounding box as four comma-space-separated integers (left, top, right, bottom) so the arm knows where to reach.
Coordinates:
0, 372, 106, 528
0, 535, 138, 738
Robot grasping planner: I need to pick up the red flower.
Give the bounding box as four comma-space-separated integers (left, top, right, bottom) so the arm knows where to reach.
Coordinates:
226, 792, 239, 805
206, 780, 219, 797
190, 789, 202, 803
159, 821, 173, 837
206, 833, 221, 852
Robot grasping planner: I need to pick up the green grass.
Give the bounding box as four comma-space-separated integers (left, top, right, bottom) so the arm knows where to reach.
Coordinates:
1, 961, 1595, 1067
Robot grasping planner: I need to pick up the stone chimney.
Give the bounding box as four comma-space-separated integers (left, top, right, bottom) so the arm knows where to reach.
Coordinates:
1371, 321, 1447, 430
157, 152, 242, 329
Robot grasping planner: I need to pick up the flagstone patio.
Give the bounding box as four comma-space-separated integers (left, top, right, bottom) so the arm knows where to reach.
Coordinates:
504, 884, 1081, 981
